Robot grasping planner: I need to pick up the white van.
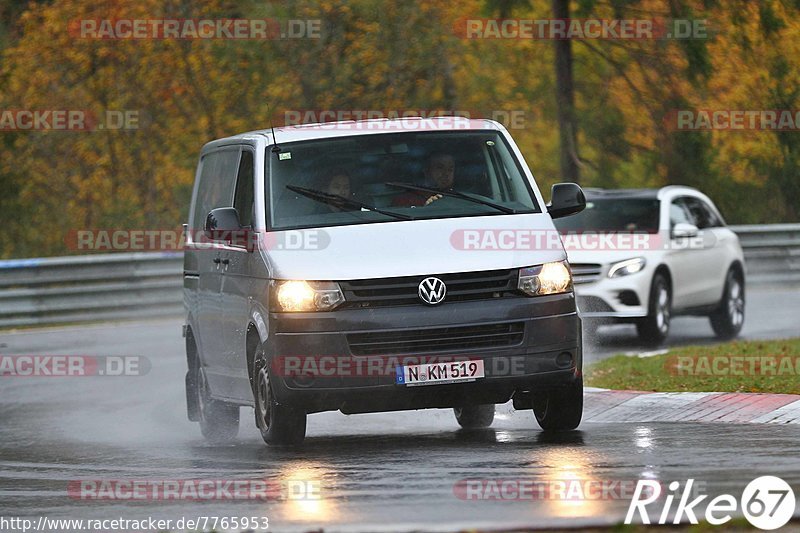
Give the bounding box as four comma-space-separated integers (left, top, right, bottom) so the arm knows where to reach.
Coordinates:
183, 117, 586, 445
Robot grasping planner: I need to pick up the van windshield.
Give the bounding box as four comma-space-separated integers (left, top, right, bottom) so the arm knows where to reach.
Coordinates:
267, 131, 540, 230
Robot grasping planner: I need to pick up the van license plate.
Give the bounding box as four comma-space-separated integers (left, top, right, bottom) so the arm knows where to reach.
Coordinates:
396, 360, 485, 386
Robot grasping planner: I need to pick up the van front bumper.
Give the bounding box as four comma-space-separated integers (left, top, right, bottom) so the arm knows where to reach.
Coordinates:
265, 292, 581, 414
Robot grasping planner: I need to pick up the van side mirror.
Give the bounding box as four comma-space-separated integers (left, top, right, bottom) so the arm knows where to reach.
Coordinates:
204, 207, 244, 242
547, 183, 586, 219
672, 222, 699, 239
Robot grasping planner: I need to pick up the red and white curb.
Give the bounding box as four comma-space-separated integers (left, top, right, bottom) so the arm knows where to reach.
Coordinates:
584, 388, 800, 424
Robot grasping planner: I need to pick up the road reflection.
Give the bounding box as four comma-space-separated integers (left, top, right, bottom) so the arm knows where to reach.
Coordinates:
273, 461, 339, 523
539, 446, 601, 518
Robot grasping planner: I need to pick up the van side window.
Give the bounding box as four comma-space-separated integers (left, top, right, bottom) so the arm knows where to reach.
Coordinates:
233, 149, 255, 228
192, 149, 239, 231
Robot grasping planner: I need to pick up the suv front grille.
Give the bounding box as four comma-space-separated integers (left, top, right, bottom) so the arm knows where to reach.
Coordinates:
347, 322, 525, 356
571, 263, 603, 284
339, 269, 519, 308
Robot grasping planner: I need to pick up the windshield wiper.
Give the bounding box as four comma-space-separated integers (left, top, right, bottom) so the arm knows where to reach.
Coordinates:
286, 185, 413, 221
385, 182, 517, 214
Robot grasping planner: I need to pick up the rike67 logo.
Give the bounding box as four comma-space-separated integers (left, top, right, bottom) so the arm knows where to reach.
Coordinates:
626, 476, 796, 530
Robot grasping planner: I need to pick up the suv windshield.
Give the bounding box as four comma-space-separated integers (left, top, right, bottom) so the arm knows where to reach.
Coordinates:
267, 131, 540, 230
553, 198, 660, 233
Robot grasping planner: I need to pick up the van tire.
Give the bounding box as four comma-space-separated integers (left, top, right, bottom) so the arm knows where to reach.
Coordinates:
532, 378, 583, 431
252, 346, 306, 446
453, 405, 495, 429
185, 330, 200, 422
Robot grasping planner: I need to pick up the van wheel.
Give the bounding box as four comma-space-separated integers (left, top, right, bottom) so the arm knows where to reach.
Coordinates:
453, 405, 495, 429
185, 331, 200, 422
192, 366, 240, 442
253, 347, 306, 446
532, 378, 583, 431
710, 269, 745, 340
636, 273, 671, 345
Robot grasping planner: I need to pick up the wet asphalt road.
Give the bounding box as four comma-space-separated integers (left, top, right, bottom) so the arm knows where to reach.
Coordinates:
0, 286, 798, 532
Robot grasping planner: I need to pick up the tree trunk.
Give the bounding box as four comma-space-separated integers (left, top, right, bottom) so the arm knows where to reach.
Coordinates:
552, 0, 580, 183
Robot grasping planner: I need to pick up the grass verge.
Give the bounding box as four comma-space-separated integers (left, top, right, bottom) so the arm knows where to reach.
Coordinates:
585, 338, 800, 394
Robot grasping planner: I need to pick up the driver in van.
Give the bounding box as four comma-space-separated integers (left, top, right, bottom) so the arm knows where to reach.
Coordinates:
392, 152, 456, 207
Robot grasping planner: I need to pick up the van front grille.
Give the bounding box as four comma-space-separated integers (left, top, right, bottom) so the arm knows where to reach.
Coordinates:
339, 269, 519, 308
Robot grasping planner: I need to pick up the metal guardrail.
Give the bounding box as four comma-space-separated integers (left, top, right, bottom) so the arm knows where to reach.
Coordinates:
0, 252, 183, 328
729, 224, 800, 285
0, 225, 798, 328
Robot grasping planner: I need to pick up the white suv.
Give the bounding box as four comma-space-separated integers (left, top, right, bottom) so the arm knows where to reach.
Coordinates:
554, 186, 745, 345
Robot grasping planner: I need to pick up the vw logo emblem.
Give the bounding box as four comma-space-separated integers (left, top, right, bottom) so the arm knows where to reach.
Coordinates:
418, 277, 446, 305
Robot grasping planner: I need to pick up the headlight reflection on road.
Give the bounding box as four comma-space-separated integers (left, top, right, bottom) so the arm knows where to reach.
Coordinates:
635, 426, 654, 450
535, 448, 604, 519
494, 430, 514, 443
275, 462, 339, 522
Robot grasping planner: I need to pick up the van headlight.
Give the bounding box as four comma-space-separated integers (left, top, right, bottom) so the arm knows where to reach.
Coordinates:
271, 280, 345, 312
608, 257, 646, 278
518, 261, 572, 296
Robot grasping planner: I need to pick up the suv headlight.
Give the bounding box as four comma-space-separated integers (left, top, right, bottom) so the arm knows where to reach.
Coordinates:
518, 261, 572, 296
271, 280, 345, 312
608, 257, 646, 278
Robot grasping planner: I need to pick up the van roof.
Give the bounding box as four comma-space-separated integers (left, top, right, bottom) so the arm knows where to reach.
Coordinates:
202, 117, 506, 151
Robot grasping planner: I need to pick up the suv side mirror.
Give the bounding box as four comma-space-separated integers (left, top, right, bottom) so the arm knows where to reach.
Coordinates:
547, 183, 586, 219
672, 222, 699, 239
204, 207, 244, 242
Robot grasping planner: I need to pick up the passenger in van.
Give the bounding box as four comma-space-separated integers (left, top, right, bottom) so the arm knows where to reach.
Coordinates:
392, 152, 456, 207
314, 168, 353, 213
325, 169, 351, 199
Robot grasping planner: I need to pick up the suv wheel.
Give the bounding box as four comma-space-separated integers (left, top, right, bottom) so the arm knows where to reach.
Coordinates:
710, 269, 745, 340
453, 405, 495, 429
193, 366, 240, 442
532, 378, 583, 431
636, 273, 671, 345
252, 346, 306, 446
